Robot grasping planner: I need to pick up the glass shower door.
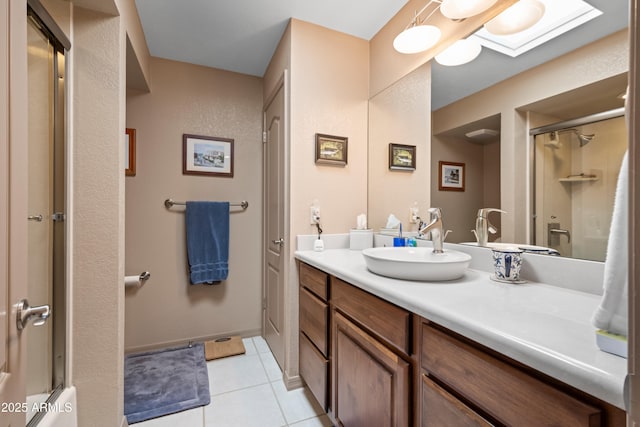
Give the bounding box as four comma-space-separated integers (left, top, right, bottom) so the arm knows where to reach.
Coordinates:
26, 13, 66, 425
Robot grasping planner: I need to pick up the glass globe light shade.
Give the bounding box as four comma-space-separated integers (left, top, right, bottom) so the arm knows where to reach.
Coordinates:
440, 0, 498, 20
393, 25, 442, 54
435, 38, 482, 66
484, 0, 545, 35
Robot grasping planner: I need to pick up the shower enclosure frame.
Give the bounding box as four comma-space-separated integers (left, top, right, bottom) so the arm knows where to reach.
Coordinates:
528, 107, 625, 257
26, 1, 70, 425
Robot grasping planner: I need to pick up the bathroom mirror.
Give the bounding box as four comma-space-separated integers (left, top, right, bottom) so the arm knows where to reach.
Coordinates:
368, 63, 431, 232
368, 0, 629, 261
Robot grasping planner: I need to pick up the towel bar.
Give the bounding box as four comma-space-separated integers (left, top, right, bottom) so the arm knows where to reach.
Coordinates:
164, 198, 248, 210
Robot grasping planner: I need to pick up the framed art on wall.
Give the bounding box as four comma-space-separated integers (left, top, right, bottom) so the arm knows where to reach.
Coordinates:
438, 161, 465, 191
389, 143, 416, 171
183, 133, 234, 177
315, 133, 348, 165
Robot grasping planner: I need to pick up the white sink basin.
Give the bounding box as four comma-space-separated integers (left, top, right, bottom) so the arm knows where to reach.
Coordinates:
362, 247, 472, 281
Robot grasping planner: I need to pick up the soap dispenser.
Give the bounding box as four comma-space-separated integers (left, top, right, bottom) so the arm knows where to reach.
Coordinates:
475, 208, 506, 247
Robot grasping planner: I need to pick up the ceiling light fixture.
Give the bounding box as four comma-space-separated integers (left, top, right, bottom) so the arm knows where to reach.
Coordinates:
435, 38, 482, 66
393, 24, 442, 54
440, 0, 498, 20
393, 1, 443, 54
484, 0, 545, 35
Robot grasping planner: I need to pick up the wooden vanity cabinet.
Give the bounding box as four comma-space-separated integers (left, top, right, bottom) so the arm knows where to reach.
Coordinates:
297, 261, 625, 427
420, 321, 624, 427
331, 277, 413, 427
298, 262, 330, 410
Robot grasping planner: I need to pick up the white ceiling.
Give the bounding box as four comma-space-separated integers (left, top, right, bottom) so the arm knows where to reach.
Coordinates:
134, 0, 408, 77
134, 0, 629, 108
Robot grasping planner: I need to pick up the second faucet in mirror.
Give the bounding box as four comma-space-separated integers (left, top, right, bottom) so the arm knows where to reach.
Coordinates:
474, 208, 506, 247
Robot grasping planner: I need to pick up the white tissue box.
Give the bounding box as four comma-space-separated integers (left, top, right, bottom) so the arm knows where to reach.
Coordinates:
350, 229, 373, 250
595, 329, 628, 358
379, 228, 400, 236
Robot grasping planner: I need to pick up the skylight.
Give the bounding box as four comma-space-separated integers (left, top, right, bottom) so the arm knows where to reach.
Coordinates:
471, 0, 603, 57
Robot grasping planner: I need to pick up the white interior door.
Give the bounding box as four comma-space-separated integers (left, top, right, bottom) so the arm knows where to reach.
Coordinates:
263, 78, 286, 369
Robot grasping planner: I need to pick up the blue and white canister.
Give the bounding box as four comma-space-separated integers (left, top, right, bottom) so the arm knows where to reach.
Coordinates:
491, 248, 524, 282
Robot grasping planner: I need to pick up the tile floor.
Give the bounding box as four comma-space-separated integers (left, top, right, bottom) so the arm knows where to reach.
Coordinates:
134, 336, 332, 427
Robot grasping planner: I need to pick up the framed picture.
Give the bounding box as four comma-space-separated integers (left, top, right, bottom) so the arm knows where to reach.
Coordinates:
315, 133, 348, 166
438, 161, 465, 191
389, 143, 416, 171
183, 134, 234, 177
125, 128, 136, 176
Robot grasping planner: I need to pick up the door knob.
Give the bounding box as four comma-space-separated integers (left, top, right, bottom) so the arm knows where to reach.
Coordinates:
271, 238, 284, 245
16, 299, 51, 330
28, 214, 43, 222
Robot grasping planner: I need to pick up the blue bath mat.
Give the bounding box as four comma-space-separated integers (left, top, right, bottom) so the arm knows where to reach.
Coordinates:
124, 343, 210, 424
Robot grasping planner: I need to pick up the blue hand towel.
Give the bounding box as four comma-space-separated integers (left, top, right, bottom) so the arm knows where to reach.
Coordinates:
186, 201, 230, 284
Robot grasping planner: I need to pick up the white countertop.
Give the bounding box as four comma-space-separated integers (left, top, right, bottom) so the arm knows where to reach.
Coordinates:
295, 248, 628, 410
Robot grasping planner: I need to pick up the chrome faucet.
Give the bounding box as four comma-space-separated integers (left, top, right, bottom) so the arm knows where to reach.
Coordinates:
475, 208, 505, 246
418, 208, 445, 253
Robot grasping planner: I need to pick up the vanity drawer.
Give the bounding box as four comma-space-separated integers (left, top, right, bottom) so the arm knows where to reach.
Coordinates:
421, 374, 492, 427
299, 262, 328, 301
300, 286, 329, 356
332, 277, 411, 355
421, 323, 602, 426
299, 332, 329, 411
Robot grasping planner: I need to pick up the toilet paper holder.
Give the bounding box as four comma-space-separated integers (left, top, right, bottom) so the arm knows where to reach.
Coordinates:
125, 271, 151, 288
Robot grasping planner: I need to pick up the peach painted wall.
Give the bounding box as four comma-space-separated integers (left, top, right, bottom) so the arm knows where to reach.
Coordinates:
125, 57, 264, 351
117, 0, 151, 90
289, 19, 369, 238
263, 21, 291, 101
288, 20, 369, 382
368, 63, 431, 232
71, 5, 126, 426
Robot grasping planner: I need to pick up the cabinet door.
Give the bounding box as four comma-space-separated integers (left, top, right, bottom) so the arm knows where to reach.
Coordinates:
422, 374, 492, 427
333, 312, 410, 427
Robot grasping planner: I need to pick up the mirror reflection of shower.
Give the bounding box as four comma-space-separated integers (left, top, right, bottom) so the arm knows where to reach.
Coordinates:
532, 109, 627, 262
546, 129, 596, 149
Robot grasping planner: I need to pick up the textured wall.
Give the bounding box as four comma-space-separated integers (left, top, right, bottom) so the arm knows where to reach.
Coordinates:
71, 5, 125, 426
289, 19, 369, 237
368, 63, 431, 232
125, 57, 263, 351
